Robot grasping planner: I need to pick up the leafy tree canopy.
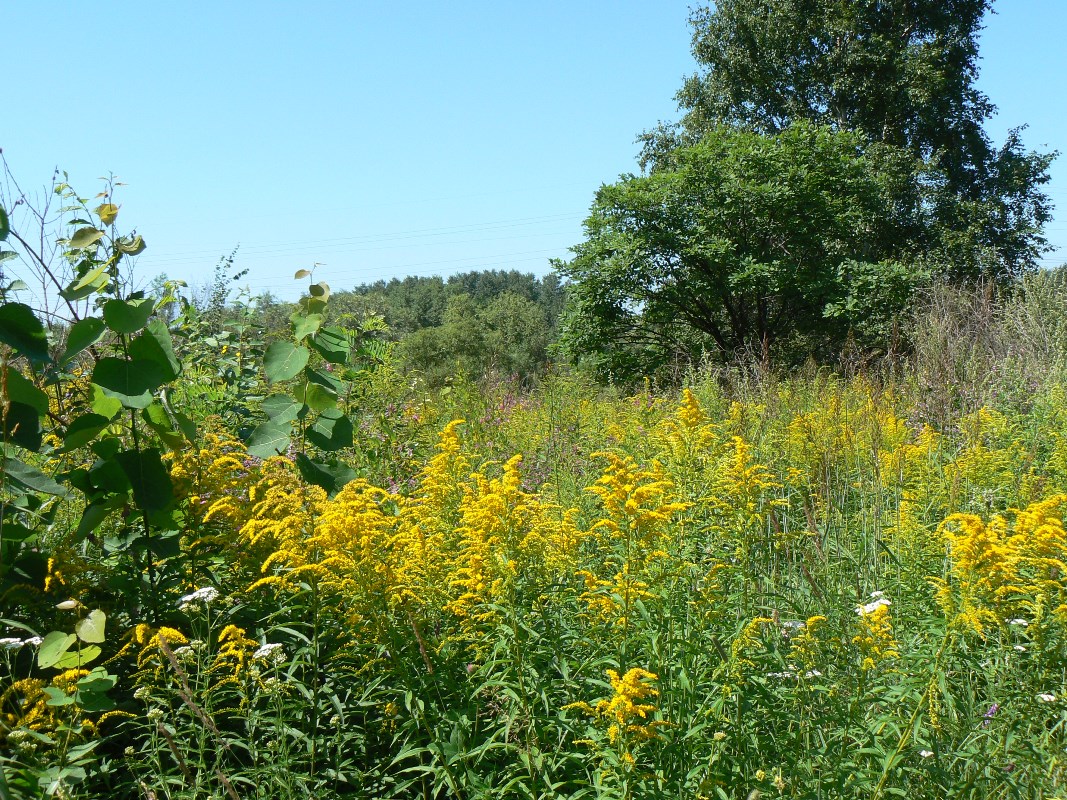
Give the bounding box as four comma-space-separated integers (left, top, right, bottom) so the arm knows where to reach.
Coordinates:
560, 0, 1055, 380
557, 123, 921, 377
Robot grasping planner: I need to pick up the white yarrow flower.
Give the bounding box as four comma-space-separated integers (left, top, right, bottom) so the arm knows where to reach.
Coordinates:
1037, 693, 1057, 703
0, 637, 24, 650
857, 598, 891, 615
1006, 618, 1029, 627
253, 643, 285, 663
919, 750, 933, 758
23, 636, 42, 647
178, 587, 219, 607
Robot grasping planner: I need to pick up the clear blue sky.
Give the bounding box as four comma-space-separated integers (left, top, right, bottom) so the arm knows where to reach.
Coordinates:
3, 2, 1064, 303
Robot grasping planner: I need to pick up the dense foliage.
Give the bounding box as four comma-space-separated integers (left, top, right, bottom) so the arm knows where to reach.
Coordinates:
559, 0, 1055, 379
3, 183, 1067, 798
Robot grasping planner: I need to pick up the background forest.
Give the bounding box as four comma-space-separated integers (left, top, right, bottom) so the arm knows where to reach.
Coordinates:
3, 1, 1067, 799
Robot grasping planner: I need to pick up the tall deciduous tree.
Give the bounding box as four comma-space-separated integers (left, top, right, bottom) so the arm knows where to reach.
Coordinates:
642, 0, 1054, 281
560, 0, 1056, 380
557, 123, 920, 378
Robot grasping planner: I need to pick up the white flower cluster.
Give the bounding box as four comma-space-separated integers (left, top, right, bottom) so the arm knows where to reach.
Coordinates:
857, 591, 891, 616
1037, 693, 1057, 703
1, 636, 43, 651
253, 642, 286, 664
178, 587, 220, 612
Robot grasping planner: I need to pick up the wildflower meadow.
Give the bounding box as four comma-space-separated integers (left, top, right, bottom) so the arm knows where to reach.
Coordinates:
2, 189, 1066, 797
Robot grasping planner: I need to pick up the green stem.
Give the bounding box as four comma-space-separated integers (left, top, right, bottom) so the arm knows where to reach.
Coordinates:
871, 629, 954, 800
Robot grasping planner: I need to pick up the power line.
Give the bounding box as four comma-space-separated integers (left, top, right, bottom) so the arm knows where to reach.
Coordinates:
134, 211, 585, 267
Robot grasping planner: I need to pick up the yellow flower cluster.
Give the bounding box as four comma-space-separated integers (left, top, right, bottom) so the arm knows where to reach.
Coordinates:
934, 495, 1067, 636
566, 667, 663, 747
853, 603, 899, 672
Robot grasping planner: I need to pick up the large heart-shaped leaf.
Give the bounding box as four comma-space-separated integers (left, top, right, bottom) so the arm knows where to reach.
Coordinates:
60, 318, 107, 365
91, 358, 165, 409
62, 414, 111, 451
307, 409, 354, 452
75, 610, 106, 644
291, 312, 322, 342
295, 453, 356, 496
245, 418, 292, 459
4, 458, 68, 496
310, 326, 350, 364
261, 394, 302, 423
0, 303, 49, 362
114, 448, 173, 512
3, 368, 48, 415
128, 321, 180, 381
103, 298, 155, 335
38, 631, 76, 668
2, 403, 43, 451
263, 342, 309, 383
69, 227, 105, 250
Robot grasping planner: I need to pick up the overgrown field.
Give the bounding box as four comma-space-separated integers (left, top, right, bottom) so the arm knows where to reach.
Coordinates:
5, 366, 1067, 798
2, 186, 1067, 800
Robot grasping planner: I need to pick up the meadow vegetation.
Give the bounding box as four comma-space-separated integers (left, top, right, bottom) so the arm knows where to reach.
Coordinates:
2, 1, 1065, 796
2, 181, 1067, 797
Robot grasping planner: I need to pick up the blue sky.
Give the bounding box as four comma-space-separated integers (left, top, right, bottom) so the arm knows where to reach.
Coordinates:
4, 2, 1064, 302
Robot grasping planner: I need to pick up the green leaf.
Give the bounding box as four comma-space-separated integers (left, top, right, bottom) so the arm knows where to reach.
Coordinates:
115, 235, 146, 255
90, 457, 130, 495
261, 394, 302, 422
142, 403, 185, 450
76, 501, 118, 539
128, 320, 180, 381
60, 318, 107, 365
172, 411, 197, 442
114, 448, 173, 512
74, 689, 115, 713
291, 312, 323, 342
61, 264, 109, 301
298, 295, 328, 316
0, 204, 8, 241
0, 250, 17, 264
91, 357, 165, 409
309, 281, 331, 300
69, 227, 105, 250
245, 418, 292, 459
75, 610, 106, 644
308, 409, 354, 451
294, 380, 337, 412
42, 686, 75, 707
103, 298, 155, 335
62, 414, 111, 451
2, 402, 42, 451
4, 458, 68, 496
294, 269, 312, 279
0, 303, 49, 362
3, 368, 48, 414
263, 341, 309, 383
38, 631, 76, 668
53, 644, 101, 669
310, 326, 350, 364
306, 366, 344, 394
77, 667, 117, 693
95, 203, 119, 226
1, 520, 38, 541
295, 453, 355, 495
89, 384, 122, 419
